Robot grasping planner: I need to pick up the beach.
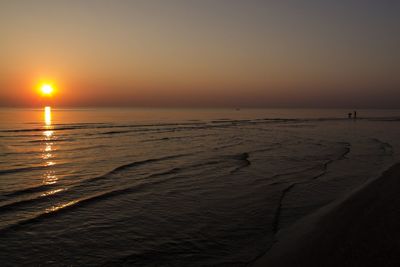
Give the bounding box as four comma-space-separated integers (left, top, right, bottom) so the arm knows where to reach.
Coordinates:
2, 0, 400, 265
0, 108, 399, 265
254, 162, 400, 267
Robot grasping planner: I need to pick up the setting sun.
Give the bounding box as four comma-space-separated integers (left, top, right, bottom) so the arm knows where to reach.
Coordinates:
40, 84, 54, 96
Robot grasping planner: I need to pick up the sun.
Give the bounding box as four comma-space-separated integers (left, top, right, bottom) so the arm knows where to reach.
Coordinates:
40, 84, 54, 96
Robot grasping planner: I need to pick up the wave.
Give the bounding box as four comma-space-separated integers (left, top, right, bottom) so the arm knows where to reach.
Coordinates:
106, 153, 190, 176
0, 121, 209, 134
141, 133, 215, 143
0, 163, 203, 234
2, 183, 55, 198
268, 165, 323, 186
371, 138, 394, 156
0, 154, 191, 215
0, 119, 294, 136
0, 165, 49, 176
1, 116, 400, 135
27, 138, 76, 143
230, 152, 251, 174
212, 141, 244, 151
311, 142, 351, 180
0, 153, 249, 232
0, 187, 65, 212
60, 144, 108, 152
100, 130, 136, 135
271, 142, 352, 233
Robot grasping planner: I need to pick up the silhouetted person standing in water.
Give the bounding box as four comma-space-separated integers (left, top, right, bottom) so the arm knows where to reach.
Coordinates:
348, 113, 352, 119
354, 110, 357, 119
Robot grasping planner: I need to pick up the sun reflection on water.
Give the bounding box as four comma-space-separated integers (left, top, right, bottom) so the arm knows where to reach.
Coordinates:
44, 106, 52, 126
42, 106, 58, 185
40, 188, 65, 197
45, 200, 78, 213
43, 130, 54, 138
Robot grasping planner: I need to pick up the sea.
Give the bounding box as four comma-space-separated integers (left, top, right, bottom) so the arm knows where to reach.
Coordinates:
0, 108, 399, 266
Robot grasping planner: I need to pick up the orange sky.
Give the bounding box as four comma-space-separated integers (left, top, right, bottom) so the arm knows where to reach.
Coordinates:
1, 1, 399, 108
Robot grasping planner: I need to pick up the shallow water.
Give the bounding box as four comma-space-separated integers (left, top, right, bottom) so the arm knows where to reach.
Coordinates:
0, 108, 399, 266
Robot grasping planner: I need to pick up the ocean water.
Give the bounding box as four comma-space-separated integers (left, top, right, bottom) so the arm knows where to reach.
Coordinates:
0, 108, 399, 266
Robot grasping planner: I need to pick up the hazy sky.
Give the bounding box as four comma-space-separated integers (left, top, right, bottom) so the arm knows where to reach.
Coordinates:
1, 0, 399, 108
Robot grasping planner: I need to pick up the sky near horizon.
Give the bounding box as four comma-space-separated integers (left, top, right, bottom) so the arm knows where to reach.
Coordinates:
1, 0, 399, 108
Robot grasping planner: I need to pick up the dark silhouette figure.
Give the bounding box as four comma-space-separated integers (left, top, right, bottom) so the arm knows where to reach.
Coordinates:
354, 111, 357, 119
348, 113, 352, 119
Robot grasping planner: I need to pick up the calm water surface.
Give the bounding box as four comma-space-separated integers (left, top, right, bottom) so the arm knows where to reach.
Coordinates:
0, 108, 399, 266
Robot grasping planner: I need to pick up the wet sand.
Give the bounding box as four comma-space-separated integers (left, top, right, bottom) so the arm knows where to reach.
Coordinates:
254, 163, 400, 267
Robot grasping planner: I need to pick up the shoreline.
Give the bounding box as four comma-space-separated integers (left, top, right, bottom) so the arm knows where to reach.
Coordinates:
253, 162, 400, 267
